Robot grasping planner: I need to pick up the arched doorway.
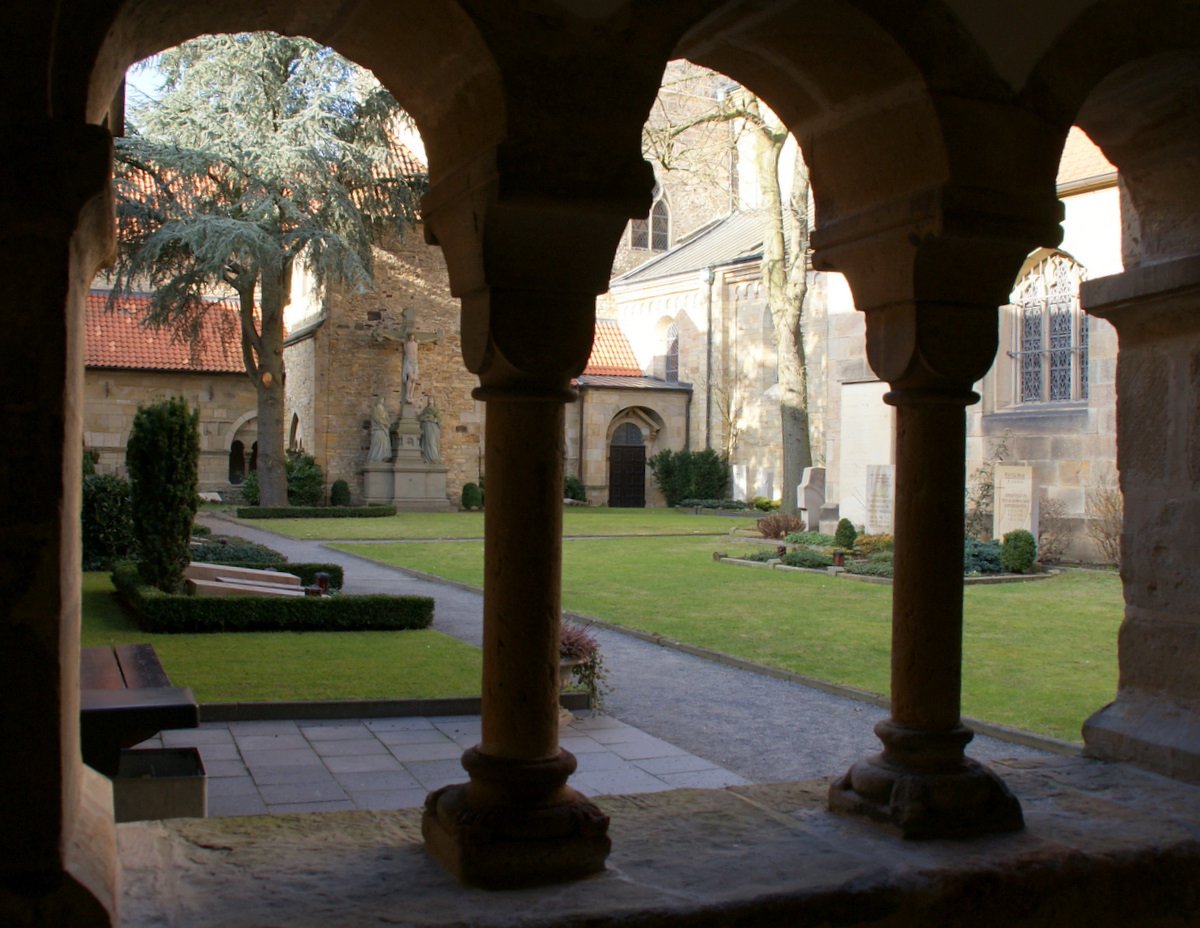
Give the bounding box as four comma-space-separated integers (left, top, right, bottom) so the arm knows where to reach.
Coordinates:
608, 421, 646, 507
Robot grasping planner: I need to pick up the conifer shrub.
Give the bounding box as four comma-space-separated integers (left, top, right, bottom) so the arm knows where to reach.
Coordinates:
461, 482, 483, 510
834, 517, 858, 549
81, 473, 137, 570
783, 530, 835, 545
963, 538, 1003, 575
329, 479, 351, 507
240, 453, 326, 507
1000, 529, 1038, 573
564, 474, 586, 501
855, 533, 894, 556
126, 397, 199, 592
189, 537, 286, 565
648, 448, 728, 507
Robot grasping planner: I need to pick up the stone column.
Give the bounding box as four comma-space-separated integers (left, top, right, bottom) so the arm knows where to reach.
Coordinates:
828, 381, 1024, 838
1081, 254, 1200, 783
423, 387, 610, 887
0, 122, 118, 925
418, 139, 651, 884
813, 213, 1048, 837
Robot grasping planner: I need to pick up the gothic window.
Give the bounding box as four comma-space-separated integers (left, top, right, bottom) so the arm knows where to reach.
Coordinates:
1010, 253, 1088, 404
630, 190, 670, 252
611, 422, 644, 445
665, 323, 679, 382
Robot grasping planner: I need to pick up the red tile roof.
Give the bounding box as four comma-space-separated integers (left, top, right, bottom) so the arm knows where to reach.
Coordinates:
1058, 127, 1116, 187
85, 290, 246, 373
585, 319, 643, 376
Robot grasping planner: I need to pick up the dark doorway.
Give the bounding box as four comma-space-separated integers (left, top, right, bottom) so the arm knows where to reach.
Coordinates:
608, 422, 646, 508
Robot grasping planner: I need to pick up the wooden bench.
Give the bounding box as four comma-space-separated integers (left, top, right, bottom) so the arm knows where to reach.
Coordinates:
80, 644, 199, 777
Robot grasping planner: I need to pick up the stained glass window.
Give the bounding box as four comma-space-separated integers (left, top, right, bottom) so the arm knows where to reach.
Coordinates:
1010, 253, 1088, 404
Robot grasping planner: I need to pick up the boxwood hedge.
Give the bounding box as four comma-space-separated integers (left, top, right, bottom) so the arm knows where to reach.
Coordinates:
111, 562, 429, 633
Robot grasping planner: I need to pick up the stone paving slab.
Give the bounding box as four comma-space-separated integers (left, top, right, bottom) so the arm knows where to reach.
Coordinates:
141, 714, 740, 817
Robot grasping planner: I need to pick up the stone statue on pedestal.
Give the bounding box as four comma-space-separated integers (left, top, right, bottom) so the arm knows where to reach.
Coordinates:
368, 396, 392, 463
419, 398, 441, 464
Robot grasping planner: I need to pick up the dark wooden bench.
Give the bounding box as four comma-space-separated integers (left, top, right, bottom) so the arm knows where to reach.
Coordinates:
80, 644, 199, 777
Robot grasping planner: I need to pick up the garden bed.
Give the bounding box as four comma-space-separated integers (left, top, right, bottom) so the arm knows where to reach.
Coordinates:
714, 553, 1059, 585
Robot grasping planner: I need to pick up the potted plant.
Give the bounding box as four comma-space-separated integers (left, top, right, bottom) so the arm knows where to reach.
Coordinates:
559, 619, 608, 718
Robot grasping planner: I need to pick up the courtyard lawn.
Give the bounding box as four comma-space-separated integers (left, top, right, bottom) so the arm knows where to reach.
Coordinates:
336, 536, 1123, 742
81, 572, 482, 703
242, 506, 760, 540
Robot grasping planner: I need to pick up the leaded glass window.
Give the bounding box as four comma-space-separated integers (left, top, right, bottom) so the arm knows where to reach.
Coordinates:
1010, 253, 1088, 404
665, 323, 679, 382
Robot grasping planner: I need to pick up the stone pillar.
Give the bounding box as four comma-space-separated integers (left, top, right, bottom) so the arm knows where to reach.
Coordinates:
828, 382, 1024, 838
813, 208, 1053, 837
0, 122, 118, 925
418, 141, 651, 885
1081, 254, 1200, 783
423, 389, 610, 887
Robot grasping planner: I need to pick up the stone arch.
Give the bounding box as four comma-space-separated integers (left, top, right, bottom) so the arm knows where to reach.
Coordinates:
224, 410, 257, 452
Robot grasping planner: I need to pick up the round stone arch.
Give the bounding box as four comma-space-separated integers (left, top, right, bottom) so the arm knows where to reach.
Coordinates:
605, 407, 667, 508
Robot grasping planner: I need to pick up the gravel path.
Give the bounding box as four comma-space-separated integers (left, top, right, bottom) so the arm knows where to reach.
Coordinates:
197, 513, 1057, 782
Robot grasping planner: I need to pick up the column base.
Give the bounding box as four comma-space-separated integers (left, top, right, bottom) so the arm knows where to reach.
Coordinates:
828, 724, 1023, 839
422, 748, 611, 889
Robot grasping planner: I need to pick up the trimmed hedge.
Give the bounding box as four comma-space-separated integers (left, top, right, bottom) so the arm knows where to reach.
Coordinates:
781, 549, 833, 569
783, 530, 834, 546
237, 504, 397, 519
190, 538, 286, 565
111, 562, 430, 633
679, 498, 749, 511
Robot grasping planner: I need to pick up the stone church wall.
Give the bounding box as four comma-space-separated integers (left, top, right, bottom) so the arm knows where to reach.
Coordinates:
284, 226, 483, 505
83, 368, 257, 493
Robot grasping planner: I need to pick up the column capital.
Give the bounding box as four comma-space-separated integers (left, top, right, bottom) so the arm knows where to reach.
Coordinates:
422, 144, 655, 395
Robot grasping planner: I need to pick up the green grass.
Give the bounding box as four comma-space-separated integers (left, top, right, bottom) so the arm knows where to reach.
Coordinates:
245, 507, 760, 540
336, 536, 1123, 742
81, 573, 482, 702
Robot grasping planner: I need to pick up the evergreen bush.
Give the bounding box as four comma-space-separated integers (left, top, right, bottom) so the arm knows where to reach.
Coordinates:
855, 533, 894, 555
239, 453, 326, 507
329, 479, 351, 507
679, 498, 748, 510
648, 448, 728, 507
126, 397, 199, 592
783, 530, 835, 545
1000, 529, 1038, 573
81, 473, 137, 570
781, 549, 833, 569
189, 537, 286, 565
461, 482, 483, 510
237, 504, 395, 519
564, 474, 586, 501
963, 538, 1003, 575
834, 517, 858, 549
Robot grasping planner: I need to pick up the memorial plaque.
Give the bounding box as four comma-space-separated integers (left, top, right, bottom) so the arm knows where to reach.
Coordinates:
865, 464, 895, 534
993, 465, 1037, 539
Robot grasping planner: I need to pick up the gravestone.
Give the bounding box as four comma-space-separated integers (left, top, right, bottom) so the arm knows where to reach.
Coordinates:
731, 464, 748, 502
837, 381, 894, 529
993, 464, 1037, 539
865, 464, 895, 534
754, 467, 774, 501
797, 467, 825, 530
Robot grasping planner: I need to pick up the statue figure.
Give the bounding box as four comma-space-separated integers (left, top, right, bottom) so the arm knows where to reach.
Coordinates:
418, 400, 441, 464
368, 396, 391, 462
401, 333, 419, 412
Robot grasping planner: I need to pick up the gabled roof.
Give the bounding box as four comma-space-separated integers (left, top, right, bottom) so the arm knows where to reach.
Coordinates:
1057, 127, 1117, 189
85, 290, 245, 374
613, 212, 763, 285
584, 318, 644, 376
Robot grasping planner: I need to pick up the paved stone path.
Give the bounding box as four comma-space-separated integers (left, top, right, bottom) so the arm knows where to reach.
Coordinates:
178, 513, 1055, 816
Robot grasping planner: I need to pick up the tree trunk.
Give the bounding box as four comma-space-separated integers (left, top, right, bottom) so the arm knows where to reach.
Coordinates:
755, 126, 812, 516
251, 273, 288, 507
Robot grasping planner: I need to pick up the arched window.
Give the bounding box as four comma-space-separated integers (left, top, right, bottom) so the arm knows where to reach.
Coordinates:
665, 323, 679, 382
630, 191, 670, 252
1011, 253, 1089, 404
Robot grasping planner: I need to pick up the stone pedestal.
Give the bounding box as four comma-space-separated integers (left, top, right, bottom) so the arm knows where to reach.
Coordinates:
361, 417, 454, 511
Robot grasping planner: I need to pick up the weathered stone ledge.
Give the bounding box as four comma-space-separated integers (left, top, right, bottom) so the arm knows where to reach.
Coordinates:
118, 756, 1200, 927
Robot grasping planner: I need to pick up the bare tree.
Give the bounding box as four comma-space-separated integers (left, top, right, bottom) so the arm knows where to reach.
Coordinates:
643, 67, 813, 513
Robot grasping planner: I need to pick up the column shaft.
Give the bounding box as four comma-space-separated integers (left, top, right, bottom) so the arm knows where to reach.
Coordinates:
479, 398, 564, 761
